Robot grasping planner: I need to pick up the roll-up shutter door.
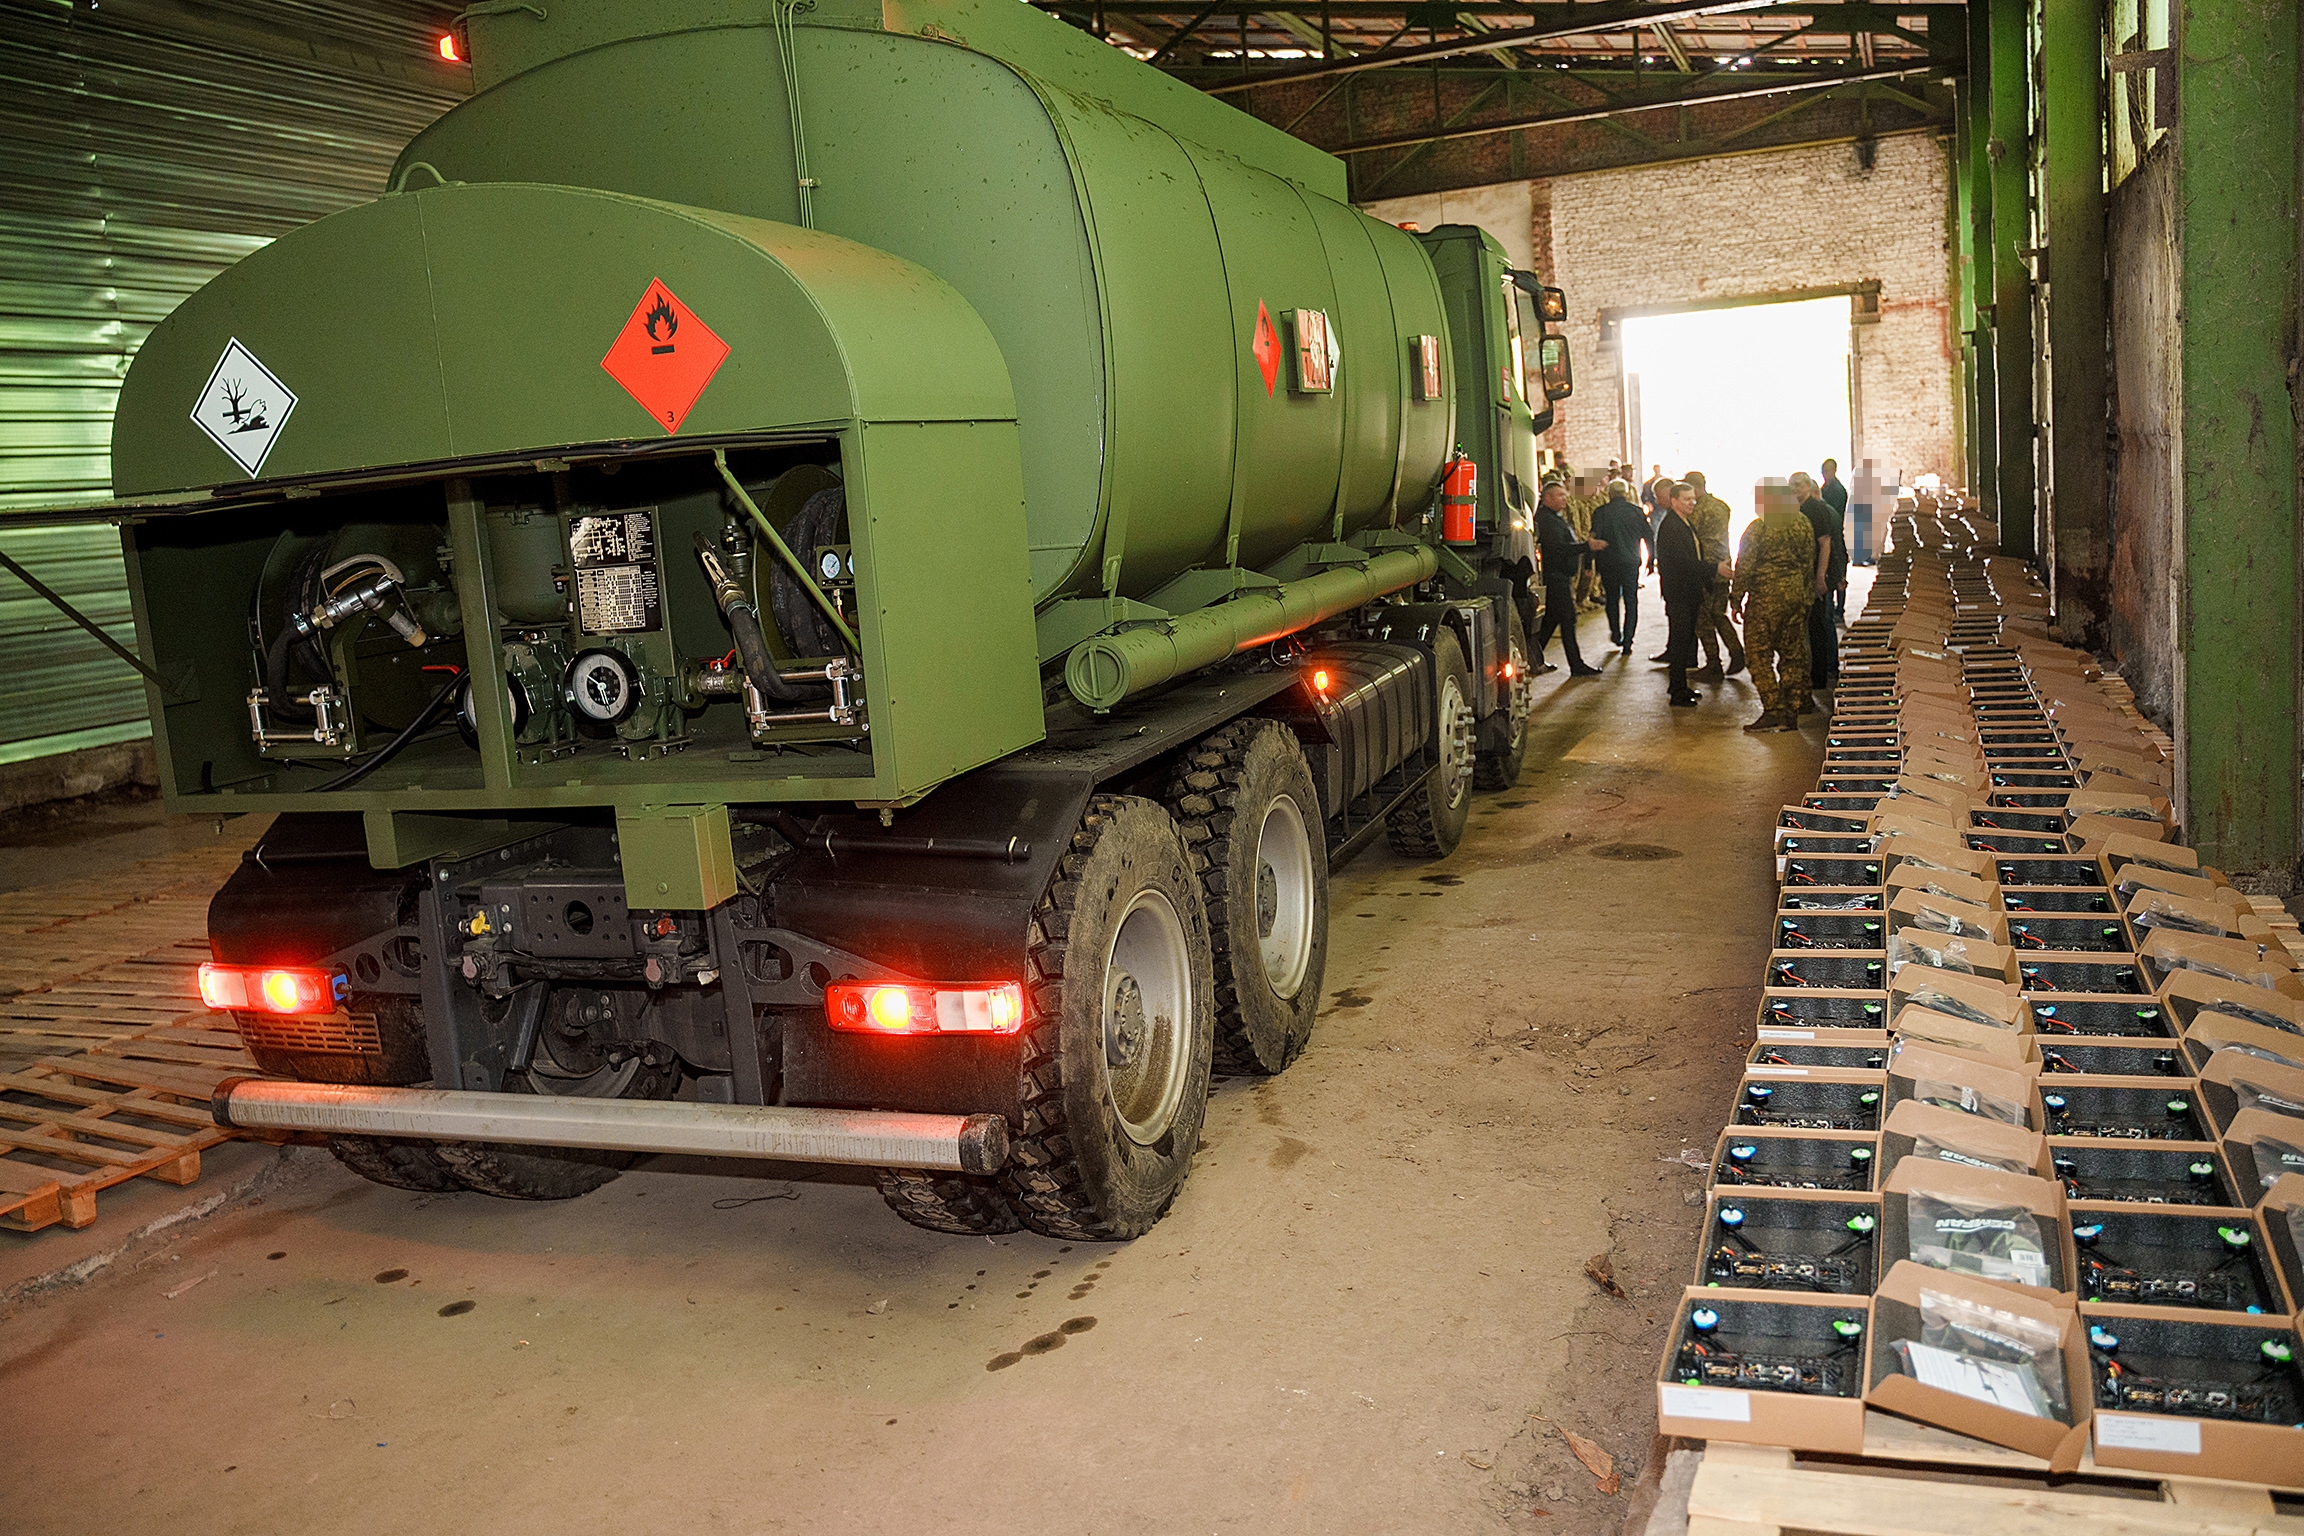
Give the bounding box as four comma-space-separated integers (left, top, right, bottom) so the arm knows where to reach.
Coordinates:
0, 0, 463, 764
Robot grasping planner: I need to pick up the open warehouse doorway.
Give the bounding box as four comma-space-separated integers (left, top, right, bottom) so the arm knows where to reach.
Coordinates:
1617, 295, 1854, 548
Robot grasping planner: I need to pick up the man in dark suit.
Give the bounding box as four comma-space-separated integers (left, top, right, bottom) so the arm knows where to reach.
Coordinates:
1820, 458, 1851, 622
1654, 481, 1708, 707
1533, 480, 1601, 676
1790, 471, 1842, 707
1587, 479, 1653, 657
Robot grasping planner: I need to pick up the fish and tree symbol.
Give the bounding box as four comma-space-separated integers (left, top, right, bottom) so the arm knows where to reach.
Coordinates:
214, 377, 272, 434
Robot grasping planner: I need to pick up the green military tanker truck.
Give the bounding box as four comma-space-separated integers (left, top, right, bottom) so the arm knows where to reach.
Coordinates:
85, 0, 1573, 1239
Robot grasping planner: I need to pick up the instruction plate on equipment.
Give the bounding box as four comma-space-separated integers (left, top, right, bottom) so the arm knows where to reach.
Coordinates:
570, 510, 662, 634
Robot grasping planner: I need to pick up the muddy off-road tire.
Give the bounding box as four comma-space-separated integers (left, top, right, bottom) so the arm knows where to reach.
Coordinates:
1475, 610, 1532, 792
326, 1135, 462, 1193
1387, 630, 1477, 858
873, 1169, 1024, 1235
1168, 719, 1328, 1076
1002, 795, 1216, 1242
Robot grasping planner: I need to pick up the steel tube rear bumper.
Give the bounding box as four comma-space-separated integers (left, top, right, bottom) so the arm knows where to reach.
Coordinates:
213, 1079, 1008, 1174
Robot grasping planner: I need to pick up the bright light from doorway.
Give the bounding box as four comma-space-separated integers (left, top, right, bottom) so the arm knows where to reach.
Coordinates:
1619, 297, 1853, 549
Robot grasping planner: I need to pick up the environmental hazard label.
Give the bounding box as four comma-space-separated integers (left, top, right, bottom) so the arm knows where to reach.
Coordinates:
190, 339, 296, 476
601, 278, 730, 434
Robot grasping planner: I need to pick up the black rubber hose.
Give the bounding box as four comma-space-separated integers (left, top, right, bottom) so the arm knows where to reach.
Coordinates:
727, 600, 811, 702
768, 485, 848, 659
314, 668, 465, 793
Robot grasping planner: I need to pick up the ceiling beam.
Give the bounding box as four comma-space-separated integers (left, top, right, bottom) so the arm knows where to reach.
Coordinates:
1655, 19, 1695, 69
1036, 0, 1968, 16
1195, 0, 1790, 93
1331, 59, 1936, 152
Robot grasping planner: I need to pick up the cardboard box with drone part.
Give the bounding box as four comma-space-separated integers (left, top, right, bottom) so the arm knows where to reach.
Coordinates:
2069, 815, 2171, 854
1756, 988, 1890, 1034
2077, 1304, 2304, 1484
2217, 1109, 2304, 1201
1894, 1004, 2040, 1067
2065, 784, 2174, 831
1889, 966, 2033, 1033
1873, 803, 1962, 843
1887, 864, 2001, 912
2038, 1074, 2213, 1143
1886, 932, 2024, 986
2115, 863, 2248, 915
1882, 1041, 2045, 1134
1861, 1261, 2093, 1466
1730, 1068, 1887, 1134
1888, 887, 2012, 946
2141, 930, 2304, 1001
1747, 1032, 1891, 1071
2158, 969, 2304, 1033
2256, 1174, 2304, 1316
1881, 834, 2001, 888
1878, 1158, 2076, 1294
2126, 886, 2277, 945
2097, 832, 2220, 890
1879, 1099, 2056, 1185
2076, 746, 2172, 790
2197, 1051, 2304, 1140
2182, 1014, 2304, 1077
1709, 1125, 1881, 1194
1772, 908, 1891, 951
1779, 805, 1876, 836
2064, 1206, 2282, 1316
2050, 1139, 2240, 1209
1691, 1187, 1884, 1295
1768, 951, 1887, 992
1655, 1288, 1874, 1454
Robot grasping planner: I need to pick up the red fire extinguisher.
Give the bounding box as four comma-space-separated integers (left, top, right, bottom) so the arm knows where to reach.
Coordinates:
1441, 452, 1478, 543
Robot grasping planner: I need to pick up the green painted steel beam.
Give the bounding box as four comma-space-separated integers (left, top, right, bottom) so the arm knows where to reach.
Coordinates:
1964, 12, 1999, 522
1949, 77, 1975, 492
2040, 0, 2109, 641
1986, 0, 2035, 559
2176, 0, 2299, 883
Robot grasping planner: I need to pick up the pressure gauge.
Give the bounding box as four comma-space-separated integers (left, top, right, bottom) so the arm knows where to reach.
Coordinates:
817, 548, 843, 583
455, 674, 530, 746
564, 647, 641, 725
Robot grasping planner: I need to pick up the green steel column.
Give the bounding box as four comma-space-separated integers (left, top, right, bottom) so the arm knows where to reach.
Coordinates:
1988, 0, 2037, 559
1952, 89, 1980, 494
2042, 0, 2110, 641
1965, 23, 2000, 519
2176, 0, 2300, 882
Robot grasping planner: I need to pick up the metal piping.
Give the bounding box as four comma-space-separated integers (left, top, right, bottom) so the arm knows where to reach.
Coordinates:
213, 1079, 1009, 1174
1063, 544, 1437, 710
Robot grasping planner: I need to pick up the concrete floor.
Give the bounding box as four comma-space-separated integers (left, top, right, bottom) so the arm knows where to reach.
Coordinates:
0, 588, 1824, 1536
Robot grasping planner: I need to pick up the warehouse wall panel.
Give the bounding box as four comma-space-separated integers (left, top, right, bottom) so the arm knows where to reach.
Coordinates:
0, 0, 461, 765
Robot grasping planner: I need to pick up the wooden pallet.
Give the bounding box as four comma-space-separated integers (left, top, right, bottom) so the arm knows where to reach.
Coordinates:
1687, 1421, 2303, 1536
0, 1013, 267, 1233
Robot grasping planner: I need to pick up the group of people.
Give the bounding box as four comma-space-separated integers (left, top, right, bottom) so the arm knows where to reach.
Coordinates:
1523, 458, 1852, 731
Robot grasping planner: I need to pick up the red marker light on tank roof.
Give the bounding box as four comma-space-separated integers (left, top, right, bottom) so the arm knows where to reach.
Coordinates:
1312, 668, 1332, 694
825, 981, 1025, 1035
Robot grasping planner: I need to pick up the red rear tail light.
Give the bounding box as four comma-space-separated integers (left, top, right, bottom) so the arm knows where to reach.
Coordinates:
200, 962, 348, 1015
825, 981, 1025, 1035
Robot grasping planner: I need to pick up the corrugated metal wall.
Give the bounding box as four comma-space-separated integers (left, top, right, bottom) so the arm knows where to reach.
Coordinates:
0, 0, 463, 765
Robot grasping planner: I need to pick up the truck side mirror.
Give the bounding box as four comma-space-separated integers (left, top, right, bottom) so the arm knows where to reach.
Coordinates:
1540, 286, 1567, 323
1538, 336, 1573, 402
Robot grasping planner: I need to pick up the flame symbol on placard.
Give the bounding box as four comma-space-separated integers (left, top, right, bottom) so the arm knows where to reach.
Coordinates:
645, 296, 678, 349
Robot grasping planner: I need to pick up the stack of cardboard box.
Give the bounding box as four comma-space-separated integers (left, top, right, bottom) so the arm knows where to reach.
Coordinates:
1658, 500, 2304, 1483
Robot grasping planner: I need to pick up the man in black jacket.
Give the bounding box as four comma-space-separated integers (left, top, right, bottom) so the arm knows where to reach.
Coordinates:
1587, 479, 1652, 656
1533, 480, 1601, 676
1820, 458, 1851, 622
1791, 470, 1842, 702
1654, 481, 1708, 706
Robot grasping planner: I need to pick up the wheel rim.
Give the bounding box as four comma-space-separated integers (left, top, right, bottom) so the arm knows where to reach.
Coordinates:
1253, 792, 1316, 1001
1438, 673, 1474, 812
1102, 887, 1195, 1146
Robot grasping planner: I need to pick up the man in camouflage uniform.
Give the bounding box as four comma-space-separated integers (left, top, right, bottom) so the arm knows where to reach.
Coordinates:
1730, 478, 1824, 732
1564, 472, 1605, 610
1684, 470, 1745, 681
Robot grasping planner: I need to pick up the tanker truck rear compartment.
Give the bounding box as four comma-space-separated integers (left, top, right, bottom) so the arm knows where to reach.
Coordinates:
92, 0, 1572, 1239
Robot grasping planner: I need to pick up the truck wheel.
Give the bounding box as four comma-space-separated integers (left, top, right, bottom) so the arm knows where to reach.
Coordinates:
326, 1135, 462, 1193
873, 1169, 1023, 1234
435, 994, 678, 1201
1004, 795, 1215, 1241
1387, 629, 1476, 859
1169, 719, 1328, 1075
1475, 610, 1533, 791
